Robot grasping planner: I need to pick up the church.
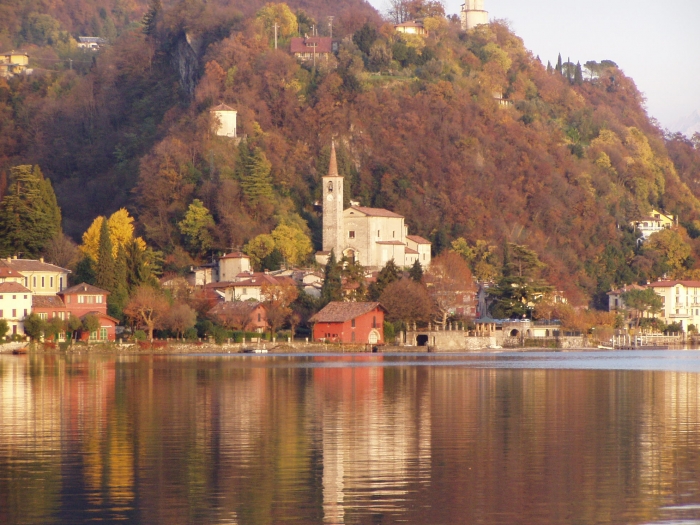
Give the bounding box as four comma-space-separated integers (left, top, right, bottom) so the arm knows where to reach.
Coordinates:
315, 143, 431, 270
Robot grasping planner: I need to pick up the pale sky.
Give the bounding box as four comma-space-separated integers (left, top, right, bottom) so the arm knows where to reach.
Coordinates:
368, 0, 700, 133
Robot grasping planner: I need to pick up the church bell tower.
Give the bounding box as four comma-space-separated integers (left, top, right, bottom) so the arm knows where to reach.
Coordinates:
461, 0, 488, 31
322, 142, 344, 257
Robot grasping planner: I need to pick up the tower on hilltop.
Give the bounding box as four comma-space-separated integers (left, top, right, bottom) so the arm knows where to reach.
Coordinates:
460, 0, 489, 31
322, 142, 344, 258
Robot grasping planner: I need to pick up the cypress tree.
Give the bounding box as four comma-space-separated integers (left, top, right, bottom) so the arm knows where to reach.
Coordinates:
241, 146, 273, 207
555, 53, 562, 75
0, 165, 61, 258
109, 244, 129, 320
320, 250, 342, 306
574, 61, 583, 85
95, 218, 115, 292
409, 259, 423, 282
546, 61, 553, 74
368, 259, 400, 300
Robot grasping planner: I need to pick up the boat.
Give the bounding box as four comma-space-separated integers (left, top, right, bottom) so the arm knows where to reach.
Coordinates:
12, 347, 27, 355
241, 347, 268, 354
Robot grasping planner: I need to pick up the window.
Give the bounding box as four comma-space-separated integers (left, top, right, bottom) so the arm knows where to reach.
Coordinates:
0, 295, 3, 300
41, 276, 45, 287
33, 276, 36, 287
377, 230, 380, 238
372, 316, 377, 328
258, 313, 261, 322
38, 313, 48, 320
89, 331, 97, 341
12, 295, 16, 300
59, 277, 63, 290
23, 295, 27, 299
12, 309, 16, 317
351, 318, 356, 328
24, 277, 27, 287
243, 288, 247, 295
0, 310, 3, 317
349, 231, 355, 239
393, 231, 395, 238
66, 296, 71, 304
78, 295, 85, 304
100, 328, 107, 341
50, 277, 53, 288
23, 309, 27, 317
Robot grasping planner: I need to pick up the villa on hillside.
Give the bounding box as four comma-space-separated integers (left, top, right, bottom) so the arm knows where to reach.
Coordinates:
0, 50, 30, 78
290, 36, 338, 63
631, 209, 676, 241
394, 20, 427, 35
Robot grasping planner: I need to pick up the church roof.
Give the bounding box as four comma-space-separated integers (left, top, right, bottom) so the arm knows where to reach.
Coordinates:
406, 234, 431, 244
325, 141, 339, 177
405, 247, 419, 254
347, 206, 403, 218
310, 301, 386, 323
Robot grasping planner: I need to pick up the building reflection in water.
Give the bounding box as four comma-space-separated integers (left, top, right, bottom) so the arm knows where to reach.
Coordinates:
3, 355, 700, 524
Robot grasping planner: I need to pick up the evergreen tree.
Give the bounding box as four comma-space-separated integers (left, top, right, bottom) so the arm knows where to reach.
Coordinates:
74, 256, 96, 285
368, 259, 400, 300
320, 250, 342, 305
0, 165, 61, 258
142, 0, 162, 36
555, 53, 562, 75
240, 144, 273, 208
574, 61, 583, 85
95, 217, 115, 292
546, 60, 553, 74
109, 244, 129, 320
409, 260, 423, 282
126, 238, 152, 292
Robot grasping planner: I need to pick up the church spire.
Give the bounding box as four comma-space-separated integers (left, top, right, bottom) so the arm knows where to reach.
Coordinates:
328, 140, 339, 177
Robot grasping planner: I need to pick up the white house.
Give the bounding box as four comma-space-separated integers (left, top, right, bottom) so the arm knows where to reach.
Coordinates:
210, 103, 237, 138
0, 282, 32, 336
631, 209, 676, 241
648, 280, 700, 332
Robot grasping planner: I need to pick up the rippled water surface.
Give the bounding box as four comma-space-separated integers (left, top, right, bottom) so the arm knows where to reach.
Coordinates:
3, 351, 700, 524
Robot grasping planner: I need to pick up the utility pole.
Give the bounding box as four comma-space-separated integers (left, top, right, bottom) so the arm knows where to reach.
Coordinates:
273, 23, 278, 50
328, 16, 334, 39
68, 58, 73, 70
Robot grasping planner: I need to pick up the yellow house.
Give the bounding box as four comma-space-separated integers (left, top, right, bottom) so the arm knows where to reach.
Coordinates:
394, 20, 427, 35
0, 51, 30, 78
631, 209, 676, 240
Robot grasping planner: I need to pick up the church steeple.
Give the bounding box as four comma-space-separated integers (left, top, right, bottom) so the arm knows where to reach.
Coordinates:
322, 141, 344, 257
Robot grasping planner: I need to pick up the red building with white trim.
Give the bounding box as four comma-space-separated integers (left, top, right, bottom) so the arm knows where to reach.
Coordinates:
310, 302, 386, 344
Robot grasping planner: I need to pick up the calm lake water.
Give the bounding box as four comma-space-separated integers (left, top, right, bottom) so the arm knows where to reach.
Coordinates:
3, 351, 700, 524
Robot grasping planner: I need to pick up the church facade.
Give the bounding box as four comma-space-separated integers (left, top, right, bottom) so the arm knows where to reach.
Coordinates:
316, 143, 431, 270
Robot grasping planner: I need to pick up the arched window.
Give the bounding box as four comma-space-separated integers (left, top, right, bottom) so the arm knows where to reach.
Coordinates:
327, 181, 333, 192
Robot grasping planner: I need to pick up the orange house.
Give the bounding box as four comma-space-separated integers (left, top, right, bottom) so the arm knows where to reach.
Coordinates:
310, 302, 386, 344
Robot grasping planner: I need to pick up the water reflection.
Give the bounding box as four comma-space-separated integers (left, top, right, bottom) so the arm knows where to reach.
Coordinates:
2, 353, 700, 524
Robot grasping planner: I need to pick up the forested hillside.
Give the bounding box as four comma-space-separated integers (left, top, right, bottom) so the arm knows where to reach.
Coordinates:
2, 0, 700, 308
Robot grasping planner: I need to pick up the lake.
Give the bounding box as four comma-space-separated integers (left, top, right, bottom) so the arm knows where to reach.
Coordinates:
2, 351, 700, 524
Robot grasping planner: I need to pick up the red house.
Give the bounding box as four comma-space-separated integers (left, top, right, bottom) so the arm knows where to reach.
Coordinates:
208, 301, 268, 332
31, 283, 118, 342
310, 302, 386, 344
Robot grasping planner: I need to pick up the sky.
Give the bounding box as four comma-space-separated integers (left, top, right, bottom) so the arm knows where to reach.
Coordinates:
367, 0, 700, 133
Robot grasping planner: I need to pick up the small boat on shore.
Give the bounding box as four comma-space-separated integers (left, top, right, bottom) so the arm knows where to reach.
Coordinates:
12, 347, 28, 355
241, 347, 268, 354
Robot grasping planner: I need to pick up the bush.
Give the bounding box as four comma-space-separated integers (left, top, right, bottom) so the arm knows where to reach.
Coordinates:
232, 331, 244, 343
184, 327, 198, 341
384, 321, 395, 342
134, 330, 147, 341
211, 325, 228, 344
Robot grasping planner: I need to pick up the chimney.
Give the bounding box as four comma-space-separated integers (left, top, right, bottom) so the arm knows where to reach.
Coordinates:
40, 257, 44, 263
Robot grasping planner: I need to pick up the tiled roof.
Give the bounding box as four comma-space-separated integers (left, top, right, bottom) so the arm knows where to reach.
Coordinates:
290, 36, 334, 54
0, 282, 31, 293
395, 20, 424, 28
210, 103, 236, 112
60, 283, 110, 295
220, 251, 249, 259
648, 281, 700, 288
0, 266, 23, 278
405, 247, 419, 254
32, 295, 65, 308
80, 311, 119, 323
209, 301, 263, 316
607, 284, 646, 295
376, 240, 406, 245
310, 302, 385, 323
347, 206, 404, 218
3, 258, 70, 273
406, 234, 431, 244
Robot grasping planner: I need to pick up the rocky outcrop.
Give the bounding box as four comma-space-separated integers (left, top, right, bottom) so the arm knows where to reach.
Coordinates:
170, 31, 201, 99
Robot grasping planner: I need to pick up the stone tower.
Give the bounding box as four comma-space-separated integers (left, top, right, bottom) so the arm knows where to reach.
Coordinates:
460, 0, 488, 31
322, 142, 344, 257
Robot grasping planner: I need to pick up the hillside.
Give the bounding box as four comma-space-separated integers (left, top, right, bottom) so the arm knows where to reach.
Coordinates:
2, 0, 700, 307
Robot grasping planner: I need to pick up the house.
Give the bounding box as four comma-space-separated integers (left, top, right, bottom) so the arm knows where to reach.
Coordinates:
0, 50, 30, 78
1, 257, 70, 295
0, 282, 32, 336
209, 272, 297, 302
310, 301, 386, 344
607, 284, 647, 312
32, 283, 117, 341
631, 209, 676, 241
290, 36, 338, 63
317, 142, 431, 270
648, 280, 700, 332
77, 37, 108, 50
218, 252, 250, 281
208, 301, 268, 332
394, 20, 427, 35
210, 103, 237, 138
185, 264, 218, 287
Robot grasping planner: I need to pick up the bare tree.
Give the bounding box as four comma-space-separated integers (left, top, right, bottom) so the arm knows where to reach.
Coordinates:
425, 251, 475, 327
124, 285, 169, 341
165, 303, 197, 339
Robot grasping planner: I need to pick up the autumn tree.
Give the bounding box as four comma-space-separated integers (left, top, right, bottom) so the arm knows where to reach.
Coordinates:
426, 251, 475, 326
178, 199, 214, 256
451, 238, 499, 282
261, 281, 299, 335
164, 303, 197, 339
255, 3, 297, 43
0, 165, 61, 258
271, 223, 313, 267
621, 288, 663, 329
82, 314, 100, 341
368, 259, 400, 301
379, 278, 432, 324
124, 285, 170, 341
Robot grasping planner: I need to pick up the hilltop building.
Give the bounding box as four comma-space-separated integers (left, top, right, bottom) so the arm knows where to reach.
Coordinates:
210, 103, 237, 138
316, 143, 431, 270
394, 20, 427, 35
0, 50, 30, 78
77, 37, 108, 50
460, 0, 489, 31
290, 36, 338, 63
